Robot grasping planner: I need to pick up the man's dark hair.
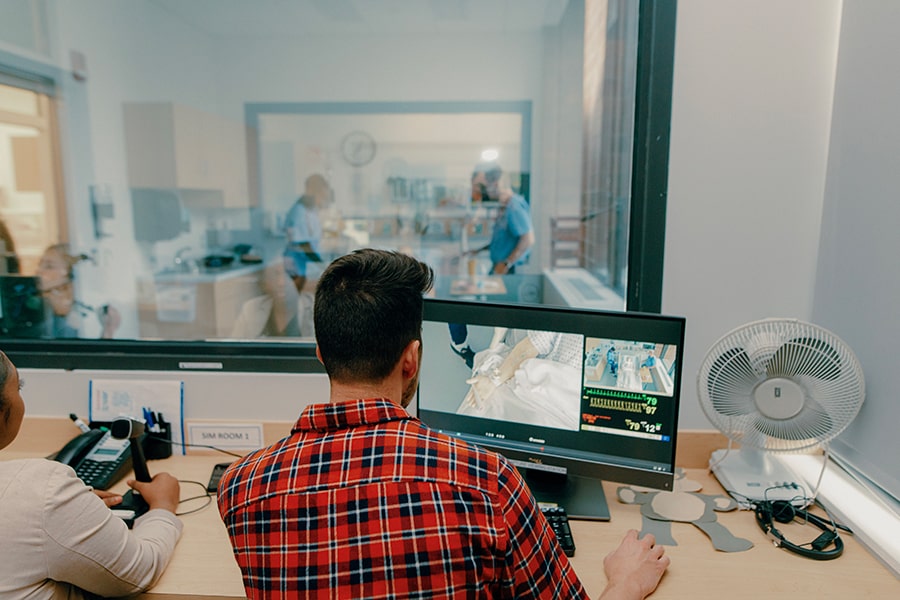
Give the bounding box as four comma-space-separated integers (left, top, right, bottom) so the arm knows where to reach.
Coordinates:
314, 249, 434, 382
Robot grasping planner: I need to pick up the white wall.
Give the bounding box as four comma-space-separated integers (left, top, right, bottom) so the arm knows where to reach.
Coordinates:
664, 0, 842, 429
811, 0, 900, 499
20, 367, 330, 423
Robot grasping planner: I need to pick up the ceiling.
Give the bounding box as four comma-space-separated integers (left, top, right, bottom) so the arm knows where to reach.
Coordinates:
148, 0, 570, 36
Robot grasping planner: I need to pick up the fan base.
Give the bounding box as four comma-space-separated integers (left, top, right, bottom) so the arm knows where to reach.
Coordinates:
710, 449, 811, 507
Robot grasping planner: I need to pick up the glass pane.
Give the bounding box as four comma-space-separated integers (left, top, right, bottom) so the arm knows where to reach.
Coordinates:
0, 0, 646, 347
256, 109, 527, 301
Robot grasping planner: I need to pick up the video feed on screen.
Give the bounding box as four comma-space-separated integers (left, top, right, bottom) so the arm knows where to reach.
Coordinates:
420, 321, 681, 436
421, 321, 585, 432
583, 338, 677, 397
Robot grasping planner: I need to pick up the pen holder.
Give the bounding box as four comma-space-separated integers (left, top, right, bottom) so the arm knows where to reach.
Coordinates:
142, 420, 173, 460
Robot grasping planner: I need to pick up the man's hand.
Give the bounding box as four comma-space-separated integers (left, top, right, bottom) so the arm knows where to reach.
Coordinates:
599, 530, 669, 600
492, 261, 510, 275
128, 473, 181, 514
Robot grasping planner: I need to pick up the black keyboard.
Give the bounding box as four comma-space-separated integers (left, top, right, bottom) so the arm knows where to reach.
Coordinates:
541, 505, 576, 557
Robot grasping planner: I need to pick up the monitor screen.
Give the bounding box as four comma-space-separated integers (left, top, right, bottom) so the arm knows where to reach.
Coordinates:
0, 276, 47, 338
416, 298, 685, 520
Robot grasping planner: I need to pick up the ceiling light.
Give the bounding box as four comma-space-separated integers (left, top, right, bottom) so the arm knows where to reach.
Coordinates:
481, 148, 499, 161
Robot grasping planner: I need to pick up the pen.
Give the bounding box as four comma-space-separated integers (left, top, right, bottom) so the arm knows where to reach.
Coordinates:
142, 407, 155, 430
69, 413, 91, 433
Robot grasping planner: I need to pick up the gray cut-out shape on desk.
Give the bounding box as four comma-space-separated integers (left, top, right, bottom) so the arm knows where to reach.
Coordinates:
617, 469, 754, 553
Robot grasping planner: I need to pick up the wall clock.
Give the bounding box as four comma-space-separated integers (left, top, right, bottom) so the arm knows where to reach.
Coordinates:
340, 130, 377, 167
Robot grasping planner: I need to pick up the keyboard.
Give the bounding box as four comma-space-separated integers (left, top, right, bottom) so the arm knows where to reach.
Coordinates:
541, 505, 576, 557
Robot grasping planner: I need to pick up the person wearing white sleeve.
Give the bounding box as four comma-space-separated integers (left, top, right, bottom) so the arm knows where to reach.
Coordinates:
0, 350, 183, 599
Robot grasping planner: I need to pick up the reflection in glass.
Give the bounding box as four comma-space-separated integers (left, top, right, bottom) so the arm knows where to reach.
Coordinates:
36, 245, 120, 339
229, 261, 314, 339
0, 0, 650, 348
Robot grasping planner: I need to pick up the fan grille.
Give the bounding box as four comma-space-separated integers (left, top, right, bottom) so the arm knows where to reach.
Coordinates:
698, 318, 864, 452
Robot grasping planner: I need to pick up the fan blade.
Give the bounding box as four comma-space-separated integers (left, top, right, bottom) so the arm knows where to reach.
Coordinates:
750, 395, 834, 451
796, 373, 863, 433
741, 327, 785, 373
740, 424, 769, 450
767, 336, 841, 381
706, 347, 759, 416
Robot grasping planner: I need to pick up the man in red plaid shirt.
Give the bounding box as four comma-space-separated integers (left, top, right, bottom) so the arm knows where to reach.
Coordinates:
218, 248, 669, 599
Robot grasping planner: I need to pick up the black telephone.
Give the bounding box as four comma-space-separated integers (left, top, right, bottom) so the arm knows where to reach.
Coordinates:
52, 428, 133, 490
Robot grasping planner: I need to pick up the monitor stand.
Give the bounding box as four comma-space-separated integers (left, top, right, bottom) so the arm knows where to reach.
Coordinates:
522, 468, 611, 521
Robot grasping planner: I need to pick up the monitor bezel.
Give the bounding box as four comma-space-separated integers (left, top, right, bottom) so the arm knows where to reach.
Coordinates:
416, 298, 685, 492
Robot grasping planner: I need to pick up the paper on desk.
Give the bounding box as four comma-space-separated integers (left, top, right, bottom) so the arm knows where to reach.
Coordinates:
88, 379, 185, 455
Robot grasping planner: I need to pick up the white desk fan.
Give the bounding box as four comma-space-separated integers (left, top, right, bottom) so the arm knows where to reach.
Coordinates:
697, 318, 865, 505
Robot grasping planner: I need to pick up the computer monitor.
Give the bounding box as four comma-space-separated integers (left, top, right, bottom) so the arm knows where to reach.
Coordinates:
0, 275, 47, 338
416, 298, 685, 520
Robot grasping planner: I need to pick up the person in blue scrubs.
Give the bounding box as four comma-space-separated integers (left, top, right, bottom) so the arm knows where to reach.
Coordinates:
450, 166, 534, 366
463, 165, 534, 275
283, 174, 331, 294
485, 170, 534, 275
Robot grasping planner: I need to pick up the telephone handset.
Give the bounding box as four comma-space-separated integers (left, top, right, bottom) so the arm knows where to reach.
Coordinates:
52, 428, 133, 490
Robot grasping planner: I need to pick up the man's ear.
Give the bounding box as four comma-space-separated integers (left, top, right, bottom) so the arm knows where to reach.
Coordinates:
315, 346, 324, 364
401, 340, 421, 379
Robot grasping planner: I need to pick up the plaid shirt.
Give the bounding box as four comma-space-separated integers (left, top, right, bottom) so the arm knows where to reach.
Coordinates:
218, 398, 588, 599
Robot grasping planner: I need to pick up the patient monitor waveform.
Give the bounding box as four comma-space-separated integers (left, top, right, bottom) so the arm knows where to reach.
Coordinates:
581, 387, 672, 442
585, 391, 652, 414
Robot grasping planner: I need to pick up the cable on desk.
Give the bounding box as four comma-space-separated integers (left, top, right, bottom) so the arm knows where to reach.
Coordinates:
146, 434, 245, 458
728, 486, 853, 535
175, 480, 213, 516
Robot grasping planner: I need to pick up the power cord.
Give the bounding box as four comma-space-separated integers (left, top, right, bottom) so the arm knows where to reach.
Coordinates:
727, 485, 853, 535
146, 433, 245, 458
142, 435, 243, 516
175, 480, 214, 516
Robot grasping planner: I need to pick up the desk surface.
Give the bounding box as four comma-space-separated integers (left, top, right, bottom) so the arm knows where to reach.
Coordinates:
4, 429, 898, 598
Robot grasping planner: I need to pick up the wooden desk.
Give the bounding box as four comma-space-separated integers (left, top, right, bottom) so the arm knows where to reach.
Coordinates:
571, 470, 899, 598
4, 422, 898, 598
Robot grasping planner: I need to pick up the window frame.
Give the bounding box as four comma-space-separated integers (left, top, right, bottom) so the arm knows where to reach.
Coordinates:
626, 0, 676, 313
3, 0, 678, 372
